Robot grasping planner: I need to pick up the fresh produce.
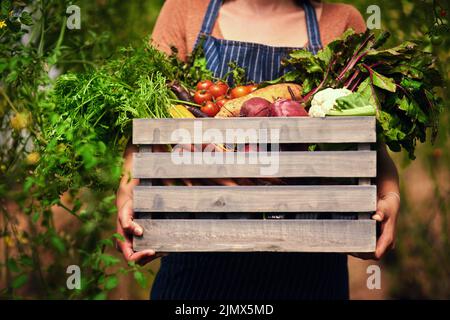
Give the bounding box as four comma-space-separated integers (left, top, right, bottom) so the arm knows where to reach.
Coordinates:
231, 85, 252, 99
270, 29, 444, 159
215, 83, 303, 117
240, 97, 272, 117
169, 80, 193, 103
39, 40, 215, 192
310, 89, 376, 117
169, 105, 196, 118
201, 101, 221, 117
270, 99, 308, 117
246, 84, 259, 93
309, 88, 352, 117
215, 96, 230, 108
208, 81, 229, 98
186, 105, 209, 118
194, 90, 213, 105
196, 80, 214, 91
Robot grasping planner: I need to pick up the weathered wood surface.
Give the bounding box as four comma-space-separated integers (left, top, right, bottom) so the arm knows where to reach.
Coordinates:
138, 145, 153, 186
133, 219, 376, 252
133, 185, 377, 212
357, 144, 373, 219
133, 151, 376, 178
133, 117, 376, 144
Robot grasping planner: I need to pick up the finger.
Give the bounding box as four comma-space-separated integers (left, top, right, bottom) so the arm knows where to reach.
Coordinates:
127, 250, 156, 265
162, 178, 176, 186
212, 178, 238, 186
117, 236, 135, 261
119, 211, 143, 236
137, 252, 167, 265
375, 221, 395, 259
372, 202, 387, 221
372, 210, 385, 222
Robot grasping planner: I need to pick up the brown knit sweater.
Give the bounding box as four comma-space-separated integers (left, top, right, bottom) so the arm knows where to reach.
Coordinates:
152, 0, 367, 60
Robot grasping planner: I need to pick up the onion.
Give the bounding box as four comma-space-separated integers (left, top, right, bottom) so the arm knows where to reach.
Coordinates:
270, 99, 308, 117
240, 97, 272, 117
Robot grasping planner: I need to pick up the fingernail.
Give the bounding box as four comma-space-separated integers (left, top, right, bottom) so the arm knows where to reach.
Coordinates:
136, 227, 143, 236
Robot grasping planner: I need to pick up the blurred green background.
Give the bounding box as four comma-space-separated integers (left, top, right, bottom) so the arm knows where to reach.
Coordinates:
0, 0, 448, 299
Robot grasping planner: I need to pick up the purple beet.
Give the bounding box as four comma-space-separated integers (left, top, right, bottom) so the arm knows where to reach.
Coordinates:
240, 97, 272, 117
270, 99, 308, 117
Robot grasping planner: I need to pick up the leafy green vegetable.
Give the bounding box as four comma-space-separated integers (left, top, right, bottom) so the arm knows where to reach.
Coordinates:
273, 29, 444, 159
329, 92, 376, 116
36, 40, 212, 199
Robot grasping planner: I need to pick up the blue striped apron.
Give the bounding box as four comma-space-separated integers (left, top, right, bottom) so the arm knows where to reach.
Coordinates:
151, 0, 349, 300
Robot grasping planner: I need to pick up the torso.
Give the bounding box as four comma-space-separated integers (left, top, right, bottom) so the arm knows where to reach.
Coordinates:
218, 0, 323, 47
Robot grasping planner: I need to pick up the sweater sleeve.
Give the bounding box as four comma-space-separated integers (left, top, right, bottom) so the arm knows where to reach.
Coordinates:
151, 0, 189, 61
345, 4, 367, 33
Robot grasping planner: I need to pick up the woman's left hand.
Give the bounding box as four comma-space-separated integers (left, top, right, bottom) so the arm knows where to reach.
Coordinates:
372, 193, 400, 259
352, 193, 400, 260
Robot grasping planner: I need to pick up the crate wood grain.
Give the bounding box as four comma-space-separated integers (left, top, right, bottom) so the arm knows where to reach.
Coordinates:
134, 185, 376, 213
133, 151, 376, 179
132, 116, 377, 253
133, 219, 376, 252
133, 117, 376, 144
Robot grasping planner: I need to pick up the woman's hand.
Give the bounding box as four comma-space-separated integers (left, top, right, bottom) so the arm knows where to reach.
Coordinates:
352, 143, 401, 261
372, 193, 400, 259
352, 193, 400, 261
115, 142, 157, 266
116, 193, 157, 266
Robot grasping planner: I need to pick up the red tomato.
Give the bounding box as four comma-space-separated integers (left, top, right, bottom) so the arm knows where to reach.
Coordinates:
246, 84, 258, 93
201, 101, 220, 117
208, 81, 229, 98
215, 96, 230, 108
230, 86, 251, 99
196, 80, 214, 91
194, 90, 213, 105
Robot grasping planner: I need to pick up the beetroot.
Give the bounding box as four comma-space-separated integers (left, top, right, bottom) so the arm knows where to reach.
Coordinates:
240, 97, 272, 117
270, 99, 308, 117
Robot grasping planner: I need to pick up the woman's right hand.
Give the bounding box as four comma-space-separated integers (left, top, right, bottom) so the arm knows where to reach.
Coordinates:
116, 195, 157, 266
115, 142, 157, 266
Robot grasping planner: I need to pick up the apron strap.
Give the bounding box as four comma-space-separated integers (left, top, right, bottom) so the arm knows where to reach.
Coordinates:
302, 0, 323, 54
194, 0, 223, 48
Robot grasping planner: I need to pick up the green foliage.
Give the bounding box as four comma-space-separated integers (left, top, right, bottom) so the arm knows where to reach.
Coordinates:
327, 0, 449, 299
0, 0, 164, 300
273, 29, 444, 159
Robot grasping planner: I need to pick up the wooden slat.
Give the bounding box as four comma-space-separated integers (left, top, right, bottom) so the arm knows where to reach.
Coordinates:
133, 117, 376, 144
133, 219, 376, 252
133, 185, 377, 212
138, 146, 153, 186
358, 144, 373, 220
133, 151, 376, 178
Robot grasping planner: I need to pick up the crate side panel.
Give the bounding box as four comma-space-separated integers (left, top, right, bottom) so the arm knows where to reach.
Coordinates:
133, 185, 377, 212
133, 151, 376, 179
133, 219, 376, 252
132, 117, 376, 144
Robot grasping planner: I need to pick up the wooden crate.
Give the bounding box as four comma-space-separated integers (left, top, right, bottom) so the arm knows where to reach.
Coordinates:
132, 117, 377, 253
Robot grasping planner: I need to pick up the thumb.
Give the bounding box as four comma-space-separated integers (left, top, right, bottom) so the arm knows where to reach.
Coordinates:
373, 199, 388, 222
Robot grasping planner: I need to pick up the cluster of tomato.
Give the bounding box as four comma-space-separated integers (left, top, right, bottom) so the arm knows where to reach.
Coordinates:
194, 80, 257, 117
